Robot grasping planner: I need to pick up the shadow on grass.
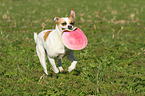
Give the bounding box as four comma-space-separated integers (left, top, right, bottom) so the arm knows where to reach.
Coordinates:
48, 69, 81, 78
72, 70, 81, 76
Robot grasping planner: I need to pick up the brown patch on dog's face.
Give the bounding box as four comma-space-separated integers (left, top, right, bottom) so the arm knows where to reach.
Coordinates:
69, 16, 75, 25
44, 31, 52, 41
55, 17, 66, 26
55, 17, 75, 26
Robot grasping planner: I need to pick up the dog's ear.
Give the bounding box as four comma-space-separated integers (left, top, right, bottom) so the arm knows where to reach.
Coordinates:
70, 9, 75, 19
54, 17, 60, 23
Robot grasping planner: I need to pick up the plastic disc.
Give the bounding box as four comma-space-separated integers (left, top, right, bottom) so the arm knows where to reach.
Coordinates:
62, 28, 87, 50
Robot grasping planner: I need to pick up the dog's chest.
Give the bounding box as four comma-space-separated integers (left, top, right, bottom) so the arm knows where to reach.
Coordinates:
47, 47, 66, 58
56, 49, 71, 59
42, 30, 66, 58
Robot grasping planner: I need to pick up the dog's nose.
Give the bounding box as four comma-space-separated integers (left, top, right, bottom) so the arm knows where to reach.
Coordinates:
68, 25, 72, 29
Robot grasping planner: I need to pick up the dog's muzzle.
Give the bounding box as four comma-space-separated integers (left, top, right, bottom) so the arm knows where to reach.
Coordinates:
63, 27, 77, 32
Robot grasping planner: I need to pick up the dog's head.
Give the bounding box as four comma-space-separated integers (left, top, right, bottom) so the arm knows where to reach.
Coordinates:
54, 9, 75, 31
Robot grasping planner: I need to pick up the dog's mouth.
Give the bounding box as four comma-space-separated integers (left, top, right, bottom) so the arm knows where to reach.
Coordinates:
62, 27, 77, 32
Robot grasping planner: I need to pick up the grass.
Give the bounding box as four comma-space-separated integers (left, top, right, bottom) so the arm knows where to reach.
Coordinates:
0, 0, 145, 95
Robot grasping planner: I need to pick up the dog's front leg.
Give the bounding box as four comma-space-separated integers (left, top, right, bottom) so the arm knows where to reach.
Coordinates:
48, 57, 59, 73
67, 52, 77, 72
58, 59, 64, 72
68, 61, 77, 72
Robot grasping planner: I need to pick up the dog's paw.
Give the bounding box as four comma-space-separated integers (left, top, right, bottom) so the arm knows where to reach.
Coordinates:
68, 66, 75, 72
68, 62, 77, 72
53, 68, 59, 73
59, 67, 64, 72
44, 70, 48, 75
68, 61, 77, 72
61, 70, 67, 74
59, 67, 67, 74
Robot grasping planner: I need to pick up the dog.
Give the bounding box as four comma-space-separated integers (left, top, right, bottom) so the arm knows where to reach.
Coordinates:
34, 9, 77, 75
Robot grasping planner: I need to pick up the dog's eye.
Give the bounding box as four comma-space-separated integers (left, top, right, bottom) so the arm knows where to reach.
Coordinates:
70, 22, 74, 25
62, 22, 67, 26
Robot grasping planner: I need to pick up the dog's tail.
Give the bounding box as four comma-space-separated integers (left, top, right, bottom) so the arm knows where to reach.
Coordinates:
34, 32, 37, 43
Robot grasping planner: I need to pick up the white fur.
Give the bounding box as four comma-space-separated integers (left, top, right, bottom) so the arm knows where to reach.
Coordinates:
34, 13, 77, 75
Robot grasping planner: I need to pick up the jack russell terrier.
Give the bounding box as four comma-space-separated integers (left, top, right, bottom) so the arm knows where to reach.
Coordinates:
34, 9, 77, 75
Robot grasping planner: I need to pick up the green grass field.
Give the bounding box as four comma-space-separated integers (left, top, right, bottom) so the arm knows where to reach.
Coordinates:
0, 0, 145, 95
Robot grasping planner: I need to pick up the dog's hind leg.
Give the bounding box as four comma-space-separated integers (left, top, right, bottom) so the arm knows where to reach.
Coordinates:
36, 44, 48, 75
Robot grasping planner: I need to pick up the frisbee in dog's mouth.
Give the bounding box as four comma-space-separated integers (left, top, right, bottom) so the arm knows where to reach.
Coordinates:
62, 27, 87, 50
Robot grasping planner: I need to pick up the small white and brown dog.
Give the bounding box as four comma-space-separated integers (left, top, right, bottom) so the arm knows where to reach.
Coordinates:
34, 9, 77, 75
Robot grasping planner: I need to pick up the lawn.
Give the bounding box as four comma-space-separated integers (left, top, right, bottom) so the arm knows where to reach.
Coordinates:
0, 0, 145, 95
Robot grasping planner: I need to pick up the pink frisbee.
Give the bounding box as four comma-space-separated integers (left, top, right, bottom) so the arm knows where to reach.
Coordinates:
62, 28, 87, 50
